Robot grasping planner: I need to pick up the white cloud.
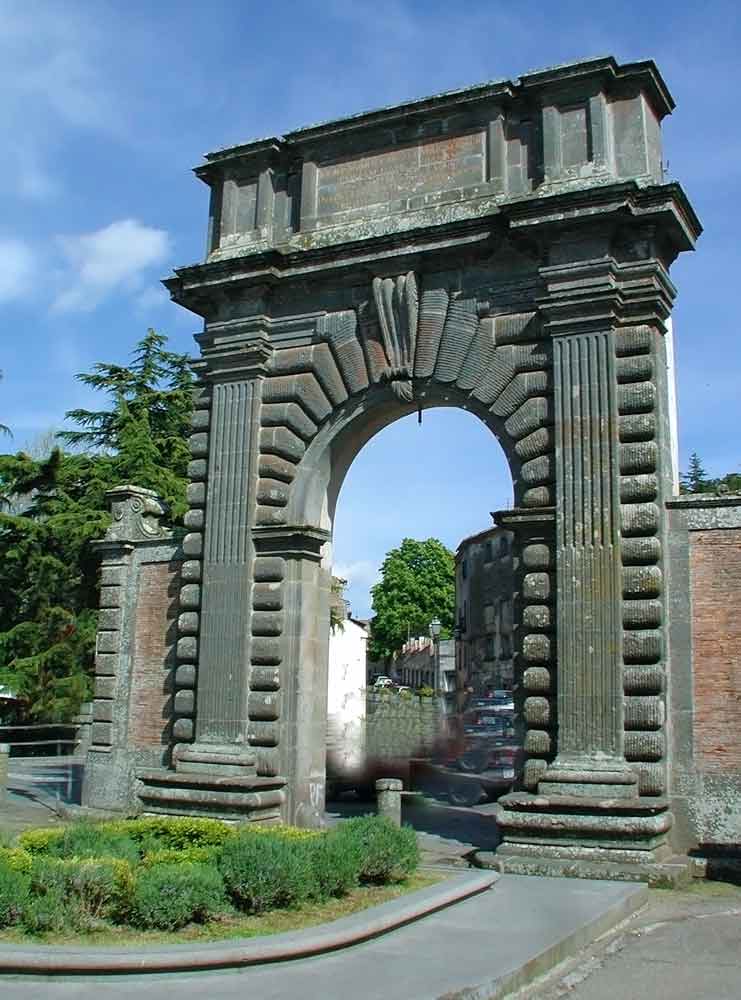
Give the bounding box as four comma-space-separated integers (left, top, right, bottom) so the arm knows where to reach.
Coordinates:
0, 238, 35, 302
53, 219, 171, 313
333, 560, 381, 590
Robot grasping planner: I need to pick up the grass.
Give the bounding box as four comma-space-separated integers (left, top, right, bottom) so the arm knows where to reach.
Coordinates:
0, 872, 442, 947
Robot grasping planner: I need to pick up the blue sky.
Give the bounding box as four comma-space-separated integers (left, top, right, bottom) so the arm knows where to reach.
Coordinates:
1, 0, 739, 617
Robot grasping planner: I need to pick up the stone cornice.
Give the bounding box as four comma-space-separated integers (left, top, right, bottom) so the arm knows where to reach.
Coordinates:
163, 182, 698, 322
252, 524, 331, 561
197, 57, 673, 170
538, 256, 677, 334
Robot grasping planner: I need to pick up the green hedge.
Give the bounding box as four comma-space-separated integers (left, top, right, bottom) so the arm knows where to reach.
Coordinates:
1, 815, 419, 934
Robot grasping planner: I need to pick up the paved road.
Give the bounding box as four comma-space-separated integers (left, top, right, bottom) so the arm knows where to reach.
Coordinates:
523, 881, 741, 1000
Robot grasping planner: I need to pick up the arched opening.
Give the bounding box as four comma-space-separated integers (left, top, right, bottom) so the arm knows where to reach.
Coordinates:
288, 385, 521, 819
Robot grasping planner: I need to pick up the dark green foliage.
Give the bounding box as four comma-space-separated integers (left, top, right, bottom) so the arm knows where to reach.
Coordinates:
0, 330, 193, 721
0, 863, 29, 928
43, 823, 140, 866
219, 833, 315, 913
311, 829, 362, 899
131, 863, 227, 930
23, 856, 133, 931
369, 537, 455, 661
332, 816, 419, 884
679, 452, 741, 495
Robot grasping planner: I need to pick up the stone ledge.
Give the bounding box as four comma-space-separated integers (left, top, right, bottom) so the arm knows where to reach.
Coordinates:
0, 870, 497, 976
475, 850, 693, 888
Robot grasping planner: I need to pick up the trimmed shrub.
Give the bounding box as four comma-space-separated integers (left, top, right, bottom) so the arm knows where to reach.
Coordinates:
141, 846, 220, 868
219, 833, 315, 913
332, 816, 419, 884
17, 827, 65, 855
130, 863, 227, 931
0, 847, 33, 875
22, 856, 133, 932
310, 831, 362, 900
105, 817, 235, 851
0, 863, 29, 928
42, 824, 140, 866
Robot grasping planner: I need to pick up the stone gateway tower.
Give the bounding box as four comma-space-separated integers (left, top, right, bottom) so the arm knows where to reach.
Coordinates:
85, 57, 709, 875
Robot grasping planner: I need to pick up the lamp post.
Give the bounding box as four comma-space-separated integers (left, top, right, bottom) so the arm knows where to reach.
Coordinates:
429, 617, 441, 690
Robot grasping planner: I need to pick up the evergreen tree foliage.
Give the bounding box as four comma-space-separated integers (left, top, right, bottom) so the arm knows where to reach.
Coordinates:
680, 451, 711, 494
369, 538, 455, 662
0, 331, 193, 721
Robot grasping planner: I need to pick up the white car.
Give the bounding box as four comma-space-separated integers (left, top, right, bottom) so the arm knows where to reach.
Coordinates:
373, 676, 394, 688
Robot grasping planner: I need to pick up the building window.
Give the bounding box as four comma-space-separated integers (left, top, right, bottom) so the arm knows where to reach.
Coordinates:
461, 559, 468, 580
485, 539, 493, 562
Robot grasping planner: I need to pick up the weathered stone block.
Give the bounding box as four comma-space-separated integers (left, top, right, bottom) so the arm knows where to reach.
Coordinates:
252, 583, 283, 611
187, 459, 208, 481
180, 561, 202, 583
523, 604, 552, 629
174, 690, 196, 716
95, 653, 118, 677
93, 700, 113, 722
179, 583, 201, 609
91, 722, 113, 746
184, 509, 204, 530
523, 572, 551, 602
177, 636, 198, 661
175, 664, 197, 689
523, 634, 551, 663
172, 717, 194, 741
186, 482, 207, 507
97, 608, 122, 631
182, 532, 203, 558
97, 630, 120, 654
98, 586, 122, 609
523, 666, 552, 692
250, 638, 283, 665
253, 557, 285, 582
250, 666, 281, 691
251, 612, 283, 637
190, 408, 210, 431
248, 691, 282, 721
178, 612, 199, 635
189, 432, 209, 458
95, 677, 116, 700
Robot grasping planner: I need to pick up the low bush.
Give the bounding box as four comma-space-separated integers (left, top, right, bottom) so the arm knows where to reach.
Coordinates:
23, 856, 134, 932
0, 863, 29, 928
105, 816, 235, 851
141, 845, 220, 868
43, 824, 140, 866
220, 833, 315, 913
0, 847, 33, 875
310, 830, 362, 900
130, 863, 227, 930
332, 816, 419, 884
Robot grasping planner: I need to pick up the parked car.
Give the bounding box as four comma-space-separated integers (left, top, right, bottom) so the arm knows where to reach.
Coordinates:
372, 675, 395, 688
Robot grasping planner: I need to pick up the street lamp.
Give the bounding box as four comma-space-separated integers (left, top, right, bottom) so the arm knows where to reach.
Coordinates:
429, 618, 441, 689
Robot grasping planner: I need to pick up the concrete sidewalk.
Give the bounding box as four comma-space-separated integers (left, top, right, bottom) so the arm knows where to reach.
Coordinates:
0, 875, 647, 999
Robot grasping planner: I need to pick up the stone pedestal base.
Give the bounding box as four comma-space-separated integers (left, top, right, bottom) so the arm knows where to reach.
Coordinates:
491, 790, 690, 885
495, 789, 673, 862
135, 768, 286, 822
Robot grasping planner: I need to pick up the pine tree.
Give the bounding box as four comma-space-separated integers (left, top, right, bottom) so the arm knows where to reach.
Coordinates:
680, 452, 712, 494
0, 330, 193, 721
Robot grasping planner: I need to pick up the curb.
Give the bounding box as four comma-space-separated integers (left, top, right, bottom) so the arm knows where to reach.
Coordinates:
0, 870, 497, 976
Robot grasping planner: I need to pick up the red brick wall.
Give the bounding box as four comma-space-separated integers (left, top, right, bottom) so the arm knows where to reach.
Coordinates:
691, 529, 741, 772
128, 561, 179, 747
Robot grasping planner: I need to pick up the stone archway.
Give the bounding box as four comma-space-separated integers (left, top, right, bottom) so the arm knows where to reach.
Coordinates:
85, 56, 700, 875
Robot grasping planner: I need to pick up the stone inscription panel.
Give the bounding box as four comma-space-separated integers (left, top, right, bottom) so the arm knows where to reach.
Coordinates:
315, 131, 486, 220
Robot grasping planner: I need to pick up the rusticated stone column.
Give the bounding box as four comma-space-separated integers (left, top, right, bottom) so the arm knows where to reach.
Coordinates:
175, 344, 271, 777
540, 330, 637, 797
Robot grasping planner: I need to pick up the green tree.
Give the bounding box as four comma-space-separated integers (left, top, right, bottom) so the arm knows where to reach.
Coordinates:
680, 452, 712, 494
0, 330, 193, 721
369, 538, 455, 662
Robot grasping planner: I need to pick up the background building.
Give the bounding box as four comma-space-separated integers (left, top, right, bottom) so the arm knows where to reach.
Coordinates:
455, 525, 515, 695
